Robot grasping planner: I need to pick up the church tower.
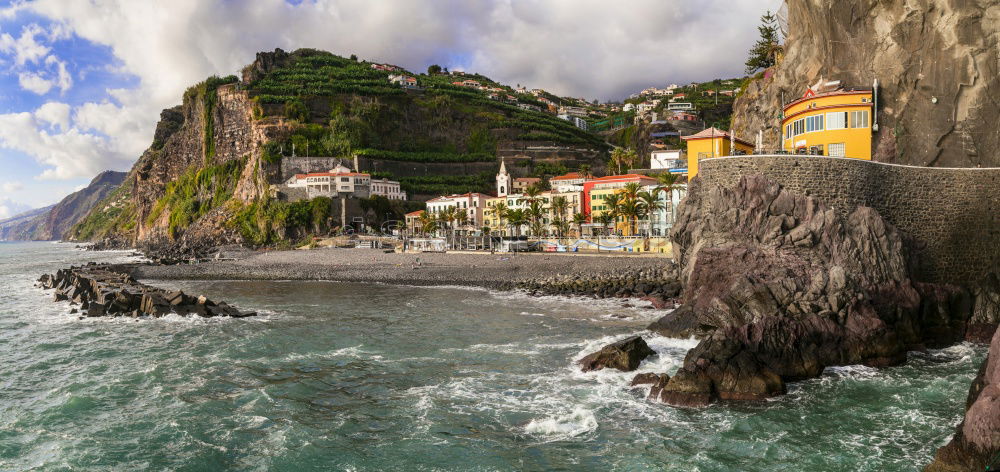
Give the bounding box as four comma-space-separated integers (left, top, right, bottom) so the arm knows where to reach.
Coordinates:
496, 158, 511, 197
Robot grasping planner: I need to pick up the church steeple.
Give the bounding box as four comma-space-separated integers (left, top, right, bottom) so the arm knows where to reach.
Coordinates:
496, 158, 510, 197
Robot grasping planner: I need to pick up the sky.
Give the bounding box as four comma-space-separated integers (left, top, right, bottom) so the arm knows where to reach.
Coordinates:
0, 0, 778, 217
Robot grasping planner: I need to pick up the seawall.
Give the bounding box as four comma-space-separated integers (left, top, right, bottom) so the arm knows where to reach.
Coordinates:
696, 155, 999, 284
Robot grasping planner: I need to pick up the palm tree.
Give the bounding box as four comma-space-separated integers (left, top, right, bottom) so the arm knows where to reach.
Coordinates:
609, 148, 627, 174
523, 184, 542, 203
418, 211, 437, 235
637, 190, 663, 236
572, 212, 587, 237
550, 196, 569, 236
506, 209, 527, 237
579, 164, 592, 180
618, 197, 642, 236
596, 212, 615, 235
491, 201, 508, 236
623, 149, 638, 171
526, 200, 546, 237
601, 193, 622, 235
440, 206, 457, 236
654, 173, 680, 230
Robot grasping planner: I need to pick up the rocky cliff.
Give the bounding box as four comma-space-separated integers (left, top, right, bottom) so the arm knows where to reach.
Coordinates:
927, 326, 1000, 471
71, 48, 608, 249
0, 170, 125, 241
648, 175, 980, 405
733, 0, 1000, 167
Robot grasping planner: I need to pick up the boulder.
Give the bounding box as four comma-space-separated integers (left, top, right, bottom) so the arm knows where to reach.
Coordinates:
578, 336, 656, 372
653, 175, 975, 406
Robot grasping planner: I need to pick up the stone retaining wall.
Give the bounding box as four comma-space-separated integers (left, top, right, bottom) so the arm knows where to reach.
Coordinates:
697, 155, 999, 283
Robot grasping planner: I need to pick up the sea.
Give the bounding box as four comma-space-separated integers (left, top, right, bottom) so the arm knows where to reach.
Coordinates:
0, 241, 983, 471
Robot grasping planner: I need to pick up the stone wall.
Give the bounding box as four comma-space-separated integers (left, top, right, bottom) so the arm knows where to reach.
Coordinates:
696, 155, 999, 284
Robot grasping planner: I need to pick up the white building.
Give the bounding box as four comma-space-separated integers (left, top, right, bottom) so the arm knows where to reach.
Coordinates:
426, 193, 491, 229
558, 106, 588, 118
642, 183, 688, 236
558, 114, 588, 130
650, 150, 683, 171
623, 103, 636, 112
370, 178, 407, 200
667, 102, 694, 111
285, 164, 404, 200
549, 172, 587, 193
496, 159, 511, 197
388, 74, 418, 88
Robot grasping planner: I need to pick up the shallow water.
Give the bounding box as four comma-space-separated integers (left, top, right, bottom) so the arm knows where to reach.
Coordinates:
0, 242, 981, 471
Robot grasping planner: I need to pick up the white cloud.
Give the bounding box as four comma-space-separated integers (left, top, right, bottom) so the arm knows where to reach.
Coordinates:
17, 71, 53, 94
2, 181, 24, 193
0, 197, 31, 219
0, 0, 775, 182
0, 111, 133, 180
0, 23, 51, 65
35, 101, 70, 130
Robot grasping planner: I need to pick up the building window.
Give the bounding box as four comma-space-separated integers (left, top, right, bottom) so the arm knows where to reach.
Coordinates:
828, 143, 846, 157
793, 119, 804, 136
826, 111, 847, 130
850, 110, 869, 128
805, 114, 824, 133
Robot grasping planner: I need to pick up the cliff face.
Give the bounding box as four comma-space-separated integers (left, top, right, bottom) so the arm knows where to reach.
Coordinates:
927, 325, 1000, 471
733, 0, 1000, 167
648, 175, 973, 405
0, 171, 125, 241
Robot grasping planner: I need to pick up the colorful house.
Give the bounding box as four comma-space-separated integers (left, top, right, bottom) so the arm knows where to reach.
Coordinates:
682, 127, 754, 178
781, 85, 874, 159
582, 174, 659, 219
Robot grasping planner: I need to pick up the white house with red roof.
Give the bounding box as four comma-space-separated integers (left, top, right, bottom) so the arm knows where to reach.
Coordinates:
285, 164, 404, 200
425, 193, 491, 229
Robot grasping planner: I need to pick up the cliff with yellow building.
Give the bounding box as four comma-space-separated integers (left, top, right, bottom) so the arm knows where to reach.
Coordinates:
732, 0, 1000, 167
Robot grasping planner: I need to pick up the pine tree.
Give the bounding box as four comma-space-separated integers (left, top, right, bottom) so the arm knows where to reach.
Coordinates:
744, 10, 782, 75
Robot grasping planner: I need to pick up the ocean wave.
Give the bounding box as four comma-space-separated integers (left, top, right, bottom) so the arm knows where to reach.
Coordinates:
524, 406, 598, 440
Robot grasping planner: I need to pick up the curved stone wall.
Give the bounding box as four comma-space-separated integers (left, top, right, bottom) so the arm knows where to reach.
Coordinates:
696, 155, 999, 283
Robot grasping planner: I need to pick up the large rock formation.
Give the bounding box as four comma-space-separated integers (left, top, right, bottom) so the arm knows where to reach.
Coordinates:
649, 175, 974, 406
0, 171, 125, 241
733, 0, 1000, 167
927, 327, 1000, 471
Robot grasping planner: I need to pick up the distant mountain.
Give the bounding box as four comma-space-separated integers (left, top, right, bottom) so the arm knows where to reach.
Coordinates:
0, 170, 126, 241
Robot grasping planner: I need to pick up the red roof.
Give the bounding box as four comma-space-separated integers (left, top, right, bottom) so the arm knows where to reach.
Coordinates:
295, 172, 370, 178
587, 174, 658, 185
680, 127, 752, 146
550, 172, 584, 181
405, 210, 424, 216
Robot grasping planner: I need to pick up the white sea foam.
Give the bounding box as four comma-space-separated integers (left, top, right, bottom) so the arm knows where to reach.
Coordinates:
524, 406, 598, 439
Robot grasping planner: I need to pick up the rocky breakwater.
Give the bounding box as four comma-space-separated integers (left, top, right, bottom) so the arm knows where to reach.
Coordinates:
646, 175, 980, 407
517, 267, 682, 308
37, 263, 255, 319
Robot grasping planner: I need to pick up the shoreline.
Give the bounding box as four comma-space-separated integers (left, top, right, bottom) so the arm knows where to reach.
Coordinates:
131, 247, 680, 297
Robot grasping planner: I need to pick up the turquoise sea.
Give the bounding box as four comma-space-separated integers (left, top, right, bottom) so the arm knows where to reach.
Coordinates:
0, 242, 982, 471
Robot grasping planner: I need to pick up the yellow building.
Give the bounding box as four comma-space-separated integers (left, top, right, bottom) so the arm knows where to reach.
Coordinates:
683, 127, 755, 178
781, 87, 873, 159
484, 196, 508, 234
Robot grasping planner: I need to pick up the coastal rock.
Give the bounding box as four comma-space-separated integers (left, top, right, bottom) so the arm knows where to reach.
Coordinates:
578, 336, 655, 372
927, 326, 1000, 471
652, 175, 972, 406
630, 373, 672, 401
38, 263, 254, 319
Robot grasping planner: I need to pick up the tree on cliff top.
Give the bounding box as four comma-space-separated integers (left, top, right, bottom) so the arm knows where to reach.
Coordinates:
744, 10, 782, 75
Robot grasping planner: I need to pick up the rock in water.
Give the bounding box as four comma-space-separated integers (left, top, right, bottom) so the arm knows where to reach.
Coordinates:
578, 336, 655, 372
927, 326, 1000, 471
651, 175, 977, 406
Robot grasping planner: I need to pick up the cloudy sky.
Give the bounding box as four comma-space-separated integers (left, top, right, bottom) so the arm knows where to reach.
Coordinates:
0, 0, 777, 217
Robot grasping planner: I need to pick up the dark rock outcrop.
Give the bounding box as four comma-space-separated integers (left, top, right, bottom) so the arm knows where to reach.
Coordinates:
732, 0, 1000, 168
927, 327, 1000, 471
37, 263, 255, 319
650, 175, 975, 406
578, 336, 655, 372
